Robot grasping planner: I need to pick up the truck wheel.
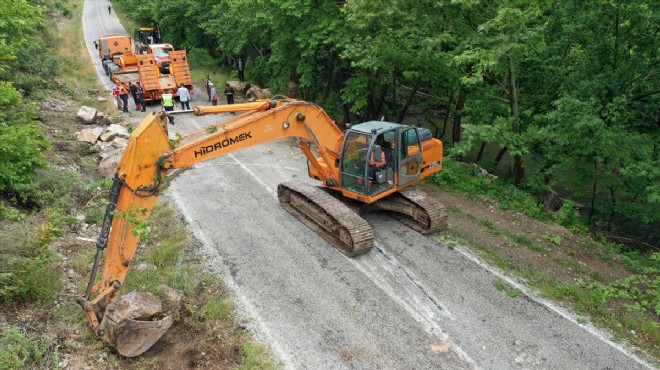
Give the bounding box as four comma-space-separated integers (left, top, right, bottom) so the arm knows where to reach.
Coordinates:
108, 64, 120, 79
102, 60, 111, 75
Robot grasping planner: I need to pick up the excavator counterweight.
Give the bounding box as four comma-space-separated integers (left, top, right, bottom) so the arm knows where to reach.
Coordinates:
78, 98, 447, 356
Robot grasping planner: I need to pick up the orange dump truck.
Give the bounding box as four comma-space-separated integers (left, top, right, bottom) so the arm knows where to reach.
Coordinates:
98, 34, 192, 102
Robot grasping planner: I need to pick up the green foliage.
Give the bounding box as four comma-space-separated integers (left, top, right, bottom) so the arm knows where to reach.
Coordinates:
117, 207, 152, 242
236, 341, 277, 370
577, 252, 660, 316
200, 298, 233, 322
432, 158, 547, 219
0, 83, 51, 208
0, 327, 53, 370
493, 279, 522, 299
187, 48, 217, 70
542, 233, 562, 246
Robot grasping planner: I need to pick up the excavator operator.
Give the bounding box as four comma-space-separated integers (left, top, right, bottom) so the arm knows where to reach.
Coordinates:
369, 144, 387, 184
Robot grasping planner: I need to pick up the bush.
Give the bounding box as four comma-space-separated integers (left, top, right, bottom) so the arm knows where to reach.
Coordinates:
0, 220, 61, 303
0, 82, 51, 209
187, 48, 217, 70
0, 326, 53, 370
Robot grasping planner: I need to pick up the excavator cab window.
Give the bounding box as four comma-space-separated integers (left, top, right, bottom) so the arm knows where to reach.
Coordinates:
340, 131, 372, 193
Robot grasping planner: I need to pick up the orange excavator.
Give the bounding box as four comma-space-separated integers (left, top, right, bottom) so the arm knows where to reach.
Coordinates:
77, 98, 447, 357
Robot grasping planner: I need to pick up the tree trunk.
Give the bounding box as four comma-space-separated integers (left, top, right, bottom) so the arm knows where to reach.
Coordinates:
494, 147, 508, 166
452, 89, 467, 145
396, 79, 420, 123
588, 160, 599, 226
440, 94, 452, 138
322, 50, 336, 101
509, 57, 524, 187
476, 141, 487, 163
342, 103, 351, 126
608, 185, 617, 227
375, 85, 389, 120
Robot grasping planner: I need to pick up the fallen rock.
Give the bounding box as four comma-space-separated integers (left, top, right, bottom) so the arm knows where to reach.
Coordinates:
107, 291, 163, 321
98, 147, 124, 161
106, 123, 130, 139
288, 82, 298, 98
77, 106, 98, 124
99, 151, 123, 178
96, 112, 112, 126
538, 189, 564, 212
75, 127, 103, 143
246, 86, 272, 100
158, 284, 184, 313
99, 131, 117, 142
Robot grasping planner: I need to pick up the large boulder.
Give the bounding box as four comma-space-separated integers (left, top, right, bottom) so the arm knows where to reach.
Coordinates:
77, 106, 98, 124
538, 189, 564, 212
246, 86, 272, 100
75, 127, 103, 144
99, 150, 123, 178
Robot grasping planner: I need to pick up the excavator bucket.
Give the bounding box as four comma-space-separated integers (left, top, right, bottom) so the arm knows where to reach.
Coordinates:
96, 291, 175, 357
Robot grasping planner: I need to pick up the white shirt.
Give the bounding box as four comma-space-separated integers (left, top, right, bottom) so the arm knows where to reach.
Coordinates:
177, 86, 191, 102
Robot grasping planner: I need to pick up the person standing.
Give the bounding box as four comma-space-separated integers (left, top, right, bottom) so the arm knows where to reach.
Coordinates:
209, 83, 218, 106
161, 89, 175, 124
224, 83, 235, 105
119, 83, 129, 113
129, 82, 139, 110
136, 82, 146, 112
112, 82, 121, 111
204, 75, 212, 102
236, 57, 245, 82
108, 5, 111, 14
177, 84, 191, 110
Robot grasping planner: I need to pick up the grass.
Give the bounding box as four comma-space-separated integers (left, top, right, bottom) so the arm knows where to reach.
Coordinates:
0, 326, 55, 370
493, 279, 521, 299
115, 201, 278, 367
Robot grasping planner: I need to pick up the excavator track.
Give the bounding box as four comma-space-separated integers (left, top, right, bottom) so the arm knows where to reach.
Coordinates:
366, 186, 448, 235
278, 181, 374, 256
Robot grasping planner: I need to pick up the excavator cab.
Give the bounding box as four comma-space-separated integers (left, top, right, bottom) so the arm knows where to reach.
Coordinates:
339, 121, 424, 195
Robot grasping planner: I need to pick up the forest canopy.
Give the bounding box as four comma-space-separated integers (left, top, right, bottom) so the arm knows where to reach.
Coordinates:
114, 0, 658, 247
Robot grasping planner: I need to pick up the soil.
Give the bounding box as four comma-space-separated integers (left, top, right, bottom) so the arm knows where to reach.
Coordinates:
0, 99, 644, 369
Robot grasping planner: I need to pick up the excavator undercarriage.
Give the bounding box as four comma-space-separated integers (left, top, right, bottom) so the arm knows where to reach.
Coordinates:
278, 182, 448, 256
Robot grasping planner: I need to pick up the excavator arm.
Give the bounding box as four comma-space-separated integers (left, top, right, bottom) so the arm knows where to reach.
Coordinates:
78, 99, 347, 357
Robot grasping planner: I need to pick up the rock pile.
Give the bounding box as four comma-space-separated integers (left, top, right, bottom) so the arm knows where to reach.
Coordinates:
74, 106, 131, 177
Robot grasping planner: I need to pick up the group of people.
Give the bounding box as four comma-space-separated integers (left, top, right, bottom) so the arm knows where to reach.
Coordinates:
204, 76, 235, 107
112, 81, 145, 113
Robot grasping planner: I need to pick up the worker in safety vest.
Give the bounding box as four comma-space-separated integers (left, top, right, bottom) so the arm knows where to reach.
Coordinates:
161, 89, 175, 124
119, 84, 129, 113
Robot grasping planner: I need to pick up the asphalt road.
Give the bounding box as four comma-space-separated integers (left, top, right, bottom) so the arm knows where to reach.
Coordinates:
83, 1, 655, 369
